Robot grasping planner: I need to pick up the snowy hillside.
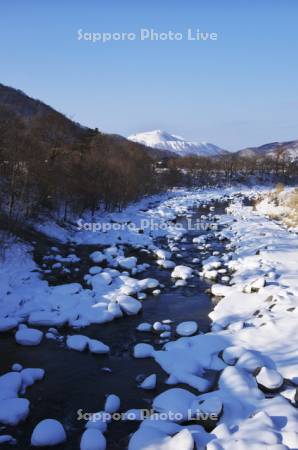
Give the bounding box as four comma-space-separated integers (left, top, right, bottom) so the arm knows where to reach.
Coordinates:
127, 130, 228, 157
237, 139, 298, 160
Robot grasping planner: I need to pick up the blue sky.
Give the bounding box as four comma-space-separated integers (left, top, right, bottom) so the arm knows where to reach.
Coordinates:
1, 0, 298, 150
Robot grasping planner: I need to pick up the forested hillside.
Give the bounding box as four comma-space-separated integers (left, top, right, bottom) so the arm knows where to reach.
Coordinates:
0, 84, 164, 224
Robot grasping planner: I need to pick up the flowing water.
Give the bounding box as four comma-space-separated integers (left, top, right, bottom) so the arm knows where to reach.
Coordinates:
0, 201, 230, 449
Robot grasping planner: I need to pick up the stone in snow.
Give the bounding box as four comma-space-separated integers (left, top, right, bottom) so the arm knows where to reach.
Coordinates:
133, 343, 154, 358
171, 265, 193, 280
15, 328, 43, 346
139, 374, 156, 390
176, 321, 198, 337
104, 394, 120, 413
256, 367, 283, 390
31, 419, 66, 446
80, 428, 106, 450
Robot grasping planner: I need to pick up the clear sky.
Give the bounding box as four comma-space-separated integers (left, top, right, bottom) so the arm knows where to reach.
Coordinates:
1, 0, 298, 150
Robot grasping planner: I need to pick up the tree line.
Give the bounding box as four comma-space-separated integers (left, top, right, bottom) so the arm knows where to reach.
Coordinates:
0, 105, 164, 226
1, 101, 297, 231
163, 150, 298, 187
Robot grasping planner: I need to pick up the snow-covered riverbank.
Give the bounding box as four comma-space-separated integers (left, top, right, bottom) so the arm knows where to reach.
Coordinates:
0, 186, 297, 449
128, 191, 298, 450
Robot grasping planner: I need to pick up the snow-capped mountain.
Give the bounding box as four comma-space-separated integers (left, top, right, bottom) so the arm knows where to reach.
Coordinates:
127, 130, 228, 157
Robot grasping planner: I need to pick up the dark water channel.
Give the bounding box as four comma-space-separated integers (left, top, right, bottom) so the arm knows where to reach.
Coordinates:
0, 200, 230, 449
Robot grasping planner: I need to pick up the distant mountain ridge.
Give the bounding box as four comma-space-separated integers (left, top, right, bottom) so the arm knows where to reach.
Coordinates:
127, 130, 228, 157
236, 140, 298, 160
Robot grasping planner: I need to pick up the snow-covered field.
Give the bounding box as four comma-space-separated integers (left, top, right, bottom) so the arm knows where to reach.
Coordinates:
0, 186, 297, 449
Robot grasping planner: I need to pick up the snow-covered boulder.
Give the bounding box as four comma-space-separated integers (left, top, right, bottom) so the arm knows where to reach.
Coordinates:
0, 398, 30, 426
80, 429, 106, 450
28, 312, 66, 327
157, 259, 176, 269
66, 335, 89, 352
52, 283, 82, 295
138, 278, 159, 290
15, 328, 43, 346
89, 266, 102, 275
88, 339, 110, 354
243, 277, 266, 293
155, 249, 172, 260
256, 367, 283, 390
176, 321, 198, 337
136, 323, 152, 332
31, 419, 66, 446
222, 346, 246, 365
153, 388, 196, 422
104, 394, 120, 413
139, 374, 156, 390
133, 343, 154, 358
20, 368, 45, 393
174, 279, 187, 288
160, 331, 171, 339
117, 257, 137, 270
0, 372, 22, 399
90, 251, 106, 264
203, 269, 218, 280
211, 284, 232, 297
117, 295, 142, 315
0, 317, 18, 332
107, 302, 123, 319
12, 363, 23, 372
191, 396, 222, 417
171, 265, 193, 280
